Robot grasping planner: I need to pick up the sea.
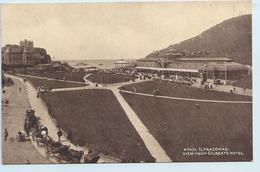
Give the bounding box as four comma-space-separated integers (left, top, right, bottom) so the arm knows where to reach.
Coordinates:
61, 59, 136, 69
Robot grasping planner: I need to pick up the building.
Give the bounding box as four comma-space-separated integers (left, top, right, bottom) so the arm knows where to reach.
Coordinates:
1, 39, 51, 66
115, 59, 129, 68
136, 49, 249, 81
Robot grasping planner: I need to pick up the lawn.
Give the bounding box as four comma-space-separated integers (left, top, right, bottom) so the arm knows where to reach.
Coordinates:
20, 71, 86, 82
41, 89, 153, 162
121, 92, 252, 162
24, 76, 87, 89
87, 73, 132, 84
120, 80, 252, 101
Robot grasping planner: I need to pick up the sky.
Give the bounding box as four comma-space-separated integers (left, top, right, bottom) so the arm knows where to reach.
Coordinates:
1, 1, 252, 60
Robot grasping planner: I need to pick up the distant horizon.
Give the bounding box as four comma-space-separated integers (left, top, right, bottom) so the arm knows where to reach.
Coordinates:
2, 2, 251, 60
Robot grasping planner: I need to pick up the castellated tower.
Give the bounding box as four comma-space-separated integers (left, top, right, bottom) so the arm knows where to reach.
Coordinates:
22, 47, 28, 65
20, 39, 34, 50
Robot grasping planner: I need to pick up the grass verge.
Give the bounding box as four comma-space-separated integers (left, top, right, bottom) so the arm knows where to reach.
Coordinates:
41, 89, 153, 162
24, 76, 86, 89
121, 92, 252, 162
120, 80, 252, 101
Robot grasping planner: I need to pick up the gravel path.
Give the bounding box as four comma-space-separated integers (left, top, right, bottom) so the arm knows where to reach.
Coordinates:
2, 77, 51, 164
111, 88, 172, 162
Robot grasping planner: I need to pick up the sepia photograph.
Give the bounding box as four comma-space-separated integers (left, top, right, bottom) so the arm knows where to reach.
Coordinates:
1, 1, 253, 165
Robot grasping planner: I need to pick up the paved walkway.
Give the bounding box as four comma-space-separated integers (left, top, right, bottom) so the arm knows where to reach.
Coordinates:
120, 90, 252, 104
2, 77, 51, 164
4, 74, 252, 163
191, 80, 252, 97
7, 74, 119, 163
111, 88, 172, 162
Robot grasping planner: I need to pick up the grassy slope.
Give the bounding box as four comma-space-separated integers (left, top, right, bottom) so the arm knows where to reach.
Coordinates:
87, 73, 132, 84
121, 92, 252, 162
120, 80, 252, 101
41, 89, 153, 162
146, 14, 252, 65
25, 71, 86, 82
24, 76, 86, 89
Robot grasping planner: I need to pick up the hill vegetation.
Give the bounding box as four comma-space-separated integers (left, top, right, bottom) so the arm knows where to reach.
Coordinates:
146, 14, 252, 65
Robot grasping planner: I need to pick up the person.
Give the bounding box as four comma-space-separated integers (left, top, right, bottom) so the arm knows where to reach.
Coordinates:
3, 128, 8, 141
156, 89, 160, 96
24, 119, 30, 136
152, 89, 156, 96
57, 127, 62, 142
209, 82, 213, 89
17, 130, 26, 141
31, 128, 36, 141
19, 87, 21, 92
243, 85, 246, 93
229, 85, 233, 94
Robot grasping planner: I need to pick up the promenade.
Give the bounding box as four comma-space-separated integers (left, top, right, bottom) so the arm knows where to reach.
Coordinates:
7, 74, 119, 163
2, 77, 50, 164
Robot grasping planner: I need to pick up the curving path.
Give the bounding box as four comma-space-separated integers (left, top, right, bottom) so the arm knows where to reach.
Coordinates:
119, 90, 252, 104
7, 74, 120, 163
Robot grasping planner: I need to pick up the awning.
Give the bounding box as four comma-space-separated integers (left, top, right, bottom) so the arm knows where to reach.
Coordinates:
135, 66, 199, 73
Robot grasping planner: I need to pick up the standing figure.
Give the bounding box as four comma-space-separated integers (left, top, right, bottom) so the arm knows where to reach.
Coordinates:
156, 89, 160, 96
3, 128, 8, 141
57, 127, 62, 142
152, 89, 156, 96
24, 119, 30, 136
243, 85, 246, 93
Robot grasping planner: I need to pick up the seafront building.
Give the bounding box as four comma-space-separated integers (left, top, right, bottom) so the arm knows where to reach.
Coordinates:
1, 39, 51, 66
136, 48, 249, 81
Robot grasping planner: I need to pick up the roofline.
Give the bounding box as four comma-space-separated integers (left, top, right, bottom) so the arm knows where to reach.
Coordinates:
135, 66, 199, 73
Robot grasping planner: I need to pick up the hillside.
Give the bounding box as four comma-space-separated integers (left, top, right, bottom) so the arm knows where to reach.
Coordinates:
146, 14, 252, 65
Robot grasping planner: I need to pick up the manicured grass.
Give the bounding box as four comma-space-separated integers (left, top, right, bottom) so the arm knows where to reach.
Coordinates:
87, 73, 132, 84
41, 89, 153, 162
121, 92, 252, 162
21, 71, 86, 82
120, 80, 252, 101
24, 76, 86, 89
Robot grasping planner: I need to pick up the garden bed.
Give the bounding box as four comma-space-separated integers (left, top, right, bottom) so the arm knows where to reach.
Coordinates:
87, 73, 132, 84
